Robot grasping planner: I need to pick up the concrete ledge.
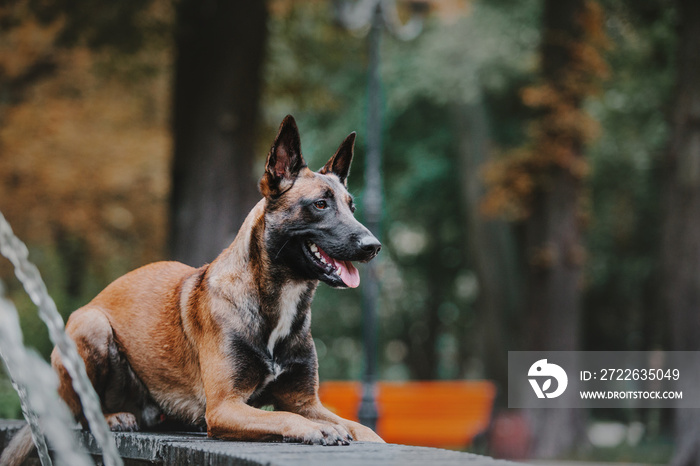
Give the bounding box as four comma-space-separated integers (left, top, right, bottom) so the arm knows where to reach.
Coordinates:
1, 420, 520, 466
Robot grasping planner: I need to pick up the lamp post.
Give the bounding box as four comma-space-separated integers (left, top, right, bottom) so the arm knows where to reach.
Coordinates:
334, 0, 428, 430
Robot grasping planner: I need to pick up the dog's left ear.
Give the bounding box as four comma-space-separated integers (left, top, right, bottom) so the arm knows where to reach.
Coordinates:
320, 132, 355, 186
261, 115, 307, 198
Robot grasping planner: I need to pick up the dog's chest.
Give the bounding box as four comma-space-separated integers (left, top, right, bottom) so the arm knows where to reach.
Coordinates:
266, 282, 307, 355
247, 344, 298, 404
253, 359, 285, 398
245, 283, 310, 401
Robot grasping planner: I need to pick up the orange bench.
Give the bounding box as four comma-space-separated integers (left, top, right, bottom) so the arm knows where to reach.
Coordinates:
318, 380, 496, 448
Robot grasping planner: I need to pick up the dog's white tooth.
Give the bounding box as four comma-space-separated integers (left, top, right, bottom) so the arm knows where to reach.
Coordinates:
310, 243, 318, 252
314, 252, 321, 259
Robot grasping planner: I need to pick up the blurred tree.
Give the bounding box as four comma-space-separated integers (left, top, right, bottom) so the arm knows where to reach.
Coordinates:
0, 0, 161, 110
169, 1, 267, 266
483, 0, 608, 457
454, 98, 520, 391
524, 0, 607, 456
0, 1, 172, 361
382, 101, 467, 380
0, 4, 171, 423
661, 0, 700, 464
575, 0, 676, 442
585, 0, 675, 353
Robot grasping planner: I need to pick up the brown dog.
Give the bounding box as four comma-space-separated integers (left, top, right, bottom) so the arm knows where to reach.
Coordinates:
1, 115, 383, 466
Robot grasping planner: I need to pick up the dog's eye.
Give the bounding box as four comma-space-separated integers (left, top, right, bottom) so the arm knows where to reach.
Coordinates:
314, 200, 328, 210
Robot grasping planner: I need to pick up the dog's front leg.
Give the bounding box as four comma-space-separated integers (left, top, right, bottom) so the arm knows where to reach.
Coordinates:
282, 397, 385, 443
269, 340, 384, 443
199, 341, 349, 445
206, 399, 350, 445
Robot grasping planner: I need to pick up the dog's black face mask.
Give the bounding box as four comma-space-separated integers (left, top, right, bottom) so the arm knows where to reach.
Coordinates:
260, 116, 381, 288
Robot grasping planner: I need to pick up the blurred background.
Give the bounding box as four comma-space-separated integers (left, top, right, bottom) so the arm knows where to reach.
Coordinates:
0, 0, 698, 463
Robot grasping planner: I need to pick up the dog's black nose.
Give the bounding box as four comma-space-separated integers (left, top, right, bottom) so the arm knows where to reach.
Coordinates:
359, 236, 381, 256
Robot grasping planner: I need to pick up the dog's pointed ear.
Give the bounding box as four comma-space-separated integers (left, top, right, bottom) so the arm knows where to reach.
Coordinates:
320, 132, 355, 186
260, 115, 307, 198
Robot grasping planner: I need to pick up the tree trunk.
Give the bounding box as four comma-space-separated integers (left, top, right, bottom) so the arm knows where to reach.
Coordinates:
525, 173, 585, 457
525, 0, 594, 457
453, 100, 520, 388
663, 1, 700, 464
170, 0, 267, 266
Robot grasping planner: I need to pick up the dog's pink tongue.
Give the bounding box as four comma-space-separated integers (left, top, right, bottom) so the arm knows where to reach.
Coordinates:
335, 259, 360, 288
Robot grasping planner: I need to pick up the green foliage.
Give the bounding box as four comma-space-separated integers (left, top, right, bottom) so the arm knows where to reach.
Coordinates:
381, 1, 540, 110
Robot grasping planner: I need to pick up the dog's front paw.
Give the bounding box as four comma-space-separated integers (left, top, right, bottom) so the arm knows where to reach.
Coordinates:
105, 412, 140, 432
288, 422, 350, 446
346, 422, 385, 443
